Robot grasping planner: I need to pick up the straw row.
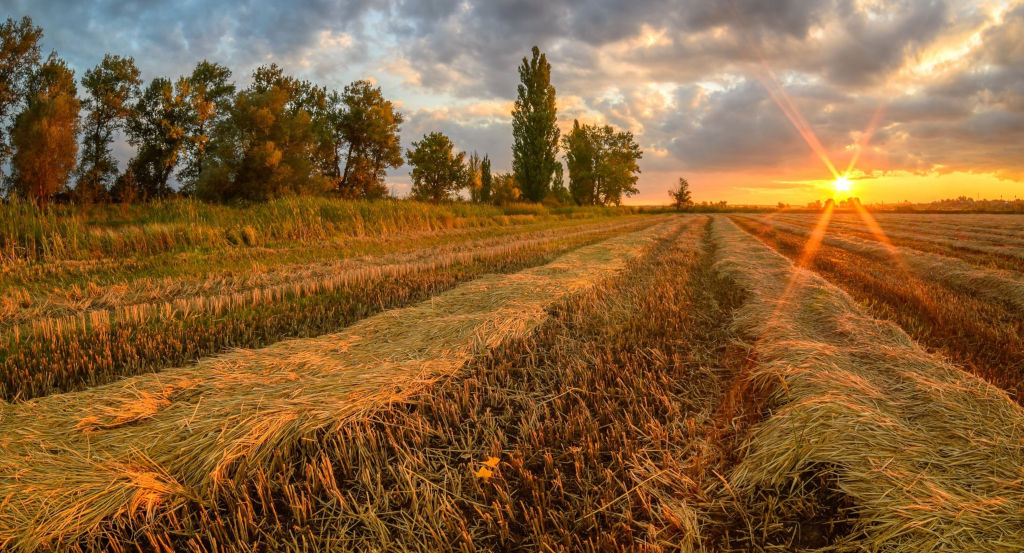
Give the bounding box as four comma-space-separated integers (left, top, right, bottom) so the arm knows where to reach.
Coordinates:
712, 216, 1024, 551
1, 217, 661, 401
742, 215, 1024, 312
774, 213, 1024, 261
2, 217, 650, 337
0, 217, 684, 550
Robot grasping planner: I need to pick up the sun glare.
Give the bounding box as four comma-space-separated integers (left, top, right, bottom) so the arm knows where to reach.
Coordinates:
833, 176, 852, 195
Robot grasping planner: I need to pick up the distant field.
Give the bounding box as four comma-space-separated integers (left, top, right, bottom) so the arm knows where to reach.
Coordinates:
1, 206, 1022, 551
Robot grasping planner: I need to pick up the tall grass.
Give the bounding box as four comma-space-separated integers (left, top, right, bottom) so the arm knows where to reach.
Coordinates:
0, 196, 637, 264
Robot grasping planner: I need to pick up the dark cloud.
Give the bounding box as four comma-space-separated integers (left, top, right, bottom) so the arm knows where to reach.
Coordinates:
4, 0, 1023, 196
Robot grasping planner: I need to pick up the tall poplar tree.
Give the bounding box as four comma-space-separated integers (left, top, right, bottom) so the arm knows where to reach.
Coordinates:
511, 46, 558, 203
480, 154, 492, 203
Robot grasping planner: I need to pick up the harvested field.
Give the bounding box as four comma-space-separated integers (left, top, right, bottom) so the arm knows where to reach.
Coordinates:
0, 217, 683, 550
3, 207, 1024, 552
769, 212, 1024, 270
0, 215, 656, 401
733, 214, 1024, 401
712, 216, 1024, 551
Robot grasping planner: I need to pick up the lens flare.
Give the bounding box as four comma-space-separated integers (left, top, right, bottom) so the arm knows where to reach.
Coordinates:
833, 176, 852, 195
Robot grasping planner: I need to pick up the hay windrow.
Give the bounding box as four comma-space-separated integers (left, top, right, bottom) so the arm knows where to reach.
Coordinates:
712, 216, 1024, 551
739, 214, 1024, 312
0, 218, 683, 550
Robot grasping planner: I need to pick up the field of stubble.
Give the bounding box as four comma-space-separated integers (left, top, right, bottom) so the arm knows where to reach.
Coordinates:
1, 203, 1023, 552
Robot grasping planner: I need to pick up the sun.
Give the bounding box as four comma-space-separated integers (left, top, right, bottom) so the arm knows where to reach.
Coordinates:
833, 176, 852, 195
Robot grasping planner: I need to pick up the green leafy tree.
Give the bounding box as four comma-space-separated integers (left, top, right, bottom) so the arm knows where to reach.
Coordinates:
8, 55, 79, 207
511, 46, 559, 203
466, 151, 483, 202
669, 177, 693, 209
406, 131, 466, 203
124, 77, 190, 199
548, 162, 571, 205
75, 54, 141, 203
594, 125, 642, 205
178, 60, 234, 193
196, 65, 329, 201
480, 154, 492, 203
562, 120, 642, 206
0, 16, 42, 184
336, 80, 404, 199
563, 120, 597, 205
489, 172, 521, 205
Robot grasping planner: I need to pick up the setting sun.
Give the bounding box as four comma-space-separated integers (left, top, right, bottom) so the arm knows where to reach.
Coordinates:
833, 176, 852, 195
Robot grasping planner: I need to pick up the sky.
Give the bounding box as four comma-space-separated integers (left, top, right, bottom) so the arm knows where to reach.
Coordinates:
4, 0, 1023, 205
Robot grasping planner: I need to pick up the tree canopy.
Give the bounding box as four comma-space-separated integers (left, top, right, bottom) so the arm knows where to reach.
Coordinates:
195, 65, 330, 202
0, 16, 42, 183
76, 54, 141, 202
9, 55, 79, 206
511, 46, 559, 203
669, 177, 693, 209
563, 120, 642, 206
407, 132, 466, 203
336, 80, 404, 199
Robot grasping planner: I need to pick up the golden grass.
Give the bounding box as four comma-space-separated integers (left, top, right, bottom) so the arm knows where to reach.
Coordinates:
2, 217, 648, 337
0, 216, 648, 329
711, 216, 1024, 551
0, 218, 681, 550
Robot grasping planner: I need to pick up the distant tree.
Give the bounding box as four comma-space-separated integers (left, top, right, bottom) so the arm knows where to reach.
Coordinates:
124, 77, 190, 199
490, 172, 521, 205
75, 54, 141, 203
8, 55, 79, 207
564, 120, 597, 205
594, 125, 641, 205
548, 162, 571, 205
196, 65, 330, 202
669, 177, 693, 209
479, 154, 492, 203
336, 80, 404, 199
0, 16, 42, 184
466, 151, 484, 202
563, 120, 642, 206
178, 60, 234, 194
407, 131, 466, 203
511, 46, 559, 203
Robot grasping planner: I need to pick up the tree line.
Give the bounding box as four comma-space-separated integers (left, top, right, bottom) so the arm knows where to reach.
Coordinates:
0, 17, 644, 208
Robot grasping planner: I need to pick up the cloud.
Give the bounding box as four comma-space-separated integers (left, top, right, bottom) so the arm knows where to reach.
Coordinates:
6, 0, 1024, 200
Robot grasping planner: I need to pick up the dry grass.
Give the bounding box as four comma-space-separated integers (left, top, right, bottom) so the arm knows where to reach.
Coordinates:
743, 215, 1024, 312
0, 216, 648, 328
734, 215, 1024, 401
0, 217, 657, 401
0, 218, 683, 551
772, 213, 1024, 270
712, 216, 1024, 551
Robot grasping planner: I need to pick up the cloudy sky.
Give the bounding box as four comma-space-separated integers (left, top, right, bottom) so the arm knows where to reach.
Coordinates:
6, 0, 1023, 204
